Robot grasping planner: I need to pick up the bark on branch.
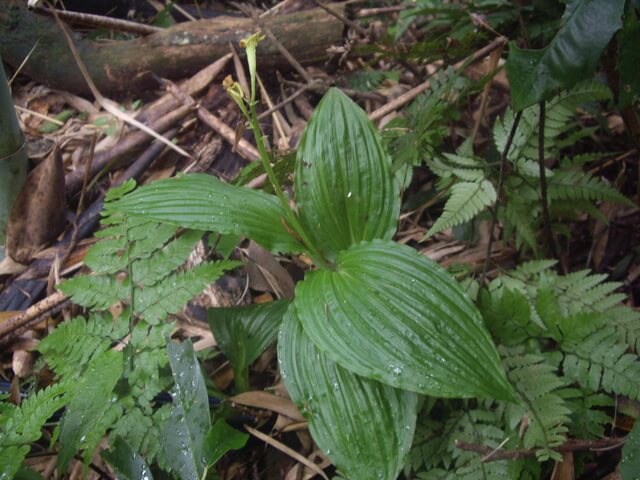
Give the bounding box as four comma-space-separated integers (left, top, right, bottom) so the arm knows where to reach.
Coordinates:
0, 1, 344, 94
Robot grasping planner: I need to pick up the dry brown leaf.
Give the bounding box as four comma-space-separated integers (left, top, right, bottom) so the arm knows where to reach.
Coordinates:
231, 390, 304, 422
6, 145, 66, 263
244, 241, 295, 299
12, 350, 34, 377
551, 451, 574, 480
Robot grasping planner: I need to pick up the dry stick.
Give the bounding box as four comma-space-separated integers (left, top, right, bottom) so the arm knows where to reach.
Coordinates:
47, 3, 191, 158
244, 425, 329, 480
65, 104, 193, 194
235, 3, 314, 85
370, 36, 508, 122
136, 53, 232, 124
159, 78, 260, 161
482, 110, 523, 279
538, 101, 560, 263
0, 291, 68, 338
0, 297, 70, 348
38, 6, 161, 35
257, 73, 290, 139
355, 5, 410, 17
313, 0, 368, 36
455, 437, 625, 462
257, 82, 314, 120
470, 45, 503, 143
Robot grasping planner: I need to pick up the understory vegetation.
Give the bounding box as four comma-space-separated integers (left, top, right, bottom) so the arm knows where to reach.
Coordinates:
1, 0, 640, 479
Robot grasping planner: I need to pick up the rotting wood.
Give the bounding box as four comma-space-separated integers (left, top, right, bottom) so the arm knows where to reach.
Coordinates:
0, 1, 345, 95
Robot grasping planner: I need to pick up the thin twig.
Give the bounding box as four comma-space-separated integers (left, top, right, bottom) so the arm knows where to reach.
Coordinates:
312, 0, 368, 36
158, 77, 260, 161
538, 101, 559, 261
482, 110, 523, 279
244, 425, 329, 480
257, 82, 316, 120
370, 36, 508, 122
38, 6, 161, 35
0, 291, 68, 338
470, 45, 503, 143
455, 437, 625, 462
355, 5, 410, 17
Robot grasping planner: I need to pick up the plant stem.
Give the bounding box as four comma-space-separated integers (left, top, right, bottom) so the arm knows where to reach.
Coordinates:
537, 101, 559, 262
483, 110, 523, 279
234, 366, 250, 393
247, 102, 331, 269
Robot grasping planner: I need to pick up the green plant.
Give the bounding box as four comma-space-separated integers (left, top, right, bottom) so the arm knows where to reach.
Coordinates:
425, 81, 634, 252
405, 260, 640, 478
106, 34, 517, 479
0, 180, 243, 479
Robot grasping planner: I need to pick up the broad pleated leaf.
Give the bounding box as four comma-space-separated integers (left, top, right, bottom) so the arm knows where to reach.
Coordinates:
208, 300, 288, 374
295, 88, 399, 260
621, 419, 640, 480
109, 174, 304, 254
102, 437, 154, 480
295, 240, 516, 401
162, 340, 211, 480
618, 19, 640, 107
506, 0, 624, 110
278, 306, 417, 480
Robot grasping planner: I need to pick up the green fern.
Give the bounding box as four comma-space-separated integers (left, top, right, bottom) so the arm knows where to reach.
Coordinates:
23, 179, 241, 474
501, 348, 571, 461
562, 327, 640, 400
37, 314, 128, 379
424, 81, 633, 249
427, 180, 496, 236
0, 382, 69, 479
493, 82, 612, 164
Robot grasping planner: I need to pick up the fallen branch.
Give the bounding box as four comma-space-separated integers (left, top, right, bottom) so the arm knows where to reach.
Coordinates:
0, 1, 345, 94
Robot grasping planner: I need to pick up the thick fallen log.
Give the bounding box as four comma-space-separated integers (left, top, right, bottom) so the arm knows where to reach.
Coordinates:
0, 1, 344, 94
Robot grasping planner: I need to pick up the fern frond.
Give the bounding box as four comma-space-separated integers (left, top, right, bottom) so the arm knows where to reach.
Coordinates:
501, 348, 571, 461
427, 180, 496, 236
135, 260, 240, 324
0, 382, 69, 479
500, 200, 539, 254
59, 275, 128, 310
110, 404, 171, 470
38, 315, 128, 378
547, 171, 634, 206
0, 382, 68, 446
558, 388, 613, 439
562, 327, 640, 400
494, 82, 611, 163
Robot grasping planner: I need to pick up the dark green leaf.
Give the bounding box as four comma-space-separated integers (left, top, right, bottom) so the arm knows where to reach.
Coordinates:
14, 466, 45, 480
618, 19, 640, 106
506, 0, 625, 110
294, 240, 516, 401
58, 350, 124, 472
109, 174, 304, 254
202, 420, 249, 467
278, 306, 417, 480
162, 340, 211, 480
102, 437, 154, 480
295, 88, 399, 260
621, 419, 640, 479
208, 300, 288, 374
